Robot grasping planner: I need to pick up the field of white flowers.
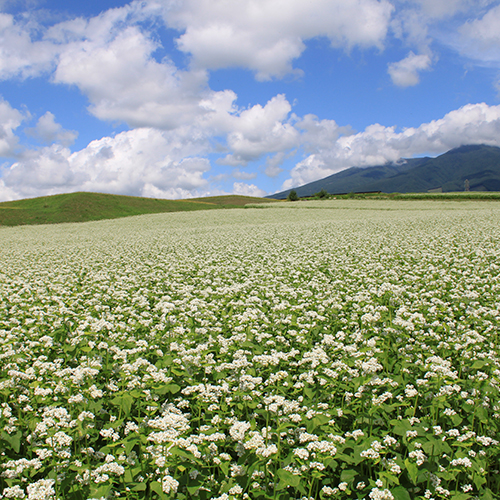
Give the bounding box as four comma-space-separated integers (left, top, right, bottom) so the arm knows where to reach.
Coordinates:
0, 200, 499, 500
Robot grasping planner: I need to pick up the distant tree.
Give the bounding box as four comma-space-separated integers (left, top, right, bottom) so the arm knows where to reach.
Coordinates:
315, 189, 328, 199
287, 189, 299, 201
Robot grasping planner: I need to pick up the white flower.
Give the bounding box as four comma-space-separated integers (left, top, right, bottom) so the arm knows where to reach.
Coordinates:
338, 482, 348, 491
162, 475, 179, 494
2, 485, 26, 498
229, 485, 243, 495
369, 487, 394, 500
26, 479, 55, 500
450, 457, 472, 468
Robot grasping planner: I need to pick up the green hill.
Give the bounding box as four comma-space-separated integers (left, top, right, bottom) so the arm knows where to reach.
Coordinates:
0, 192, 275, 227
268, 144, 500, 199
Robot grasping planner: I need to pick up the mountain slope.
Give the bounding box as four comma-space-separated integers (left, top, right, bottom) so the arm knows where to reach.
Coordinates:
268, 144, 500, 199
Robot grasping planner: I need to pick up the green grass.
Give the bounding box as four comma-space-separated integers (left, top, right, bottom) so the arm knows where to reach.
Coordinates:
0, 192, 276, 227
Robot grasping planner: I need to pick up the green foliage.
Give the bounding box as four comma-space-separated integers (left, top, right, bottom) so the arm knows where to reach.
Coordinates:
314, 189, 329, 199
287, 189, 299, 201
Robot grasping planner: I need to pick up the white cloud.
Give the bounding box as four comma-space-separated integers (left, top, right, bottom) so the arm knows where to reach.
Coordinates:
216, 94, 300, 166
458, 4, 500, 66
397, 0, 486, 19
296, 114, 353, 152
0, 98, 26, 156
0, 13, 57, 79
1, 128, 213, 200
388, 51, 432, 86
26, 112, 77, 146
52, 23, 214, 129
232, 181, 267, 198
164, 0, 394, 80
232, 169, 257, 180
388, 1, 496, 83
264, 152, 286, 178
284, 102, 500, 188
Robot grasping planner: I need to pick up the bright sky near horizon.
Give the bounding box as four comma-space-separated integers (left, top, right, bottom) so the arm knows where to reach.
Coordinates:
0, 0, 500, 201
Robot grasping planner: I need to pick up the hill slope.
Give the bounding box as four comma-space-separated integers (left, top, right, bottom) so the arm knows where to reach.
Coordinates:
0, 192, 274, 227
268, 144, 500, 199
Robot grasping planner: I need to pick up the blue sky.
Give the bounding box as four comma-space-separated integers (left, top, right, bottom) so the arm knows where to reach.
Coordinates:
1, 0, 500, 201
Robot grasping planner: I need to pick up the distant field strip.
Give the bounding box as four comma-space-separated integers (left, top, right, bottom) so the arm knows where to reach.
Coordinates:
0, 201, 499, 500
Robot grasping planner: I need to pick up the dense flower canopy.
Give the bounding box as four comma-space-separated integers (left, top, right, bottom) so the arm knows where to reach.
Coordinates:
0, 200, 499, 499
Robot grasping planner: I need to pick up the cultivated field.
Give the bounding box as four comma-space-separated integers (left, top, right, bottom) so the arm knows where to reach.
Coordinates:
0, 200, 499, 500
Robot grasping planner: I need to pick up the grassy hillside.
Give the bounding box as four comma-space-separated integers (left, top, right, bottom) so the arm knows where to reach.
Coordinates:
0, 192, 275, 227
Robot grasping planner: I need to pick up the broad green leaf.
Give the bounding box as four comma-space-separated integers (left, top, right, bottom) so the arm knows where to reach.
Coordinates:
404, 459, 418, 485
276, 469, 301, 489
392, 486, 411, 500
1, 431, 22, 453
390, 419, 412, 437
150, 481, 167, 499
340, 469, 358, 484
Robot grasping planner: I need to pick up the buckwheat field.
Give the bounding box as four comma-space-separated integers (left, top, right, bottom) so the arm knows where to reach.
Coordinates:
1, 200, 499, 500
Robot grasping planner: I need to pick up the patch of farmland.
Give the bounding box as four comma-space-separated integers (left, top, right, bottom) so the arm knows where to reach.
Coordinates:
0, 201, 499, 500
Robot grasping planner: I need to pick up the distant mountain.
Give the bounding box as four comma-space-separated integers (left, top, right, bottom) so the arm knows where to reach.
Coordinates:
268, 144, 500, 199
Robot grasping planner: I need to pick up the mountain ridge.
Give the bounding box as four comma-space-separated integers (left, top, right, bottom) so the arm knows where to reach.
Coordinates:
268, 144, 500, 199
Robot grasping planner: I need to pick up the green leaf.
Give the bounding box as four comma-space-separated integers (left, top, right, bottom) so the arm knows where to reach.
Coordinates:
404, 459, 418, 485
1, 431, 22, 453
392, 486, 411, 500
475, 406, 489, 423
150, 481, 167, 499
304, 387, 315, 400
276, 469, 301, 490
450, 493, 471, 500
390, 419, 412, 437
312, 414, 330, 427
186, 482, 201, 495
111, 393, 134, 417
473, 474, 486, 489
340, 469, 358, 484
124, 436, 139, 455
90, 484, 112, 499
167, 383, 181, 395
379, 471, 399, 486
471, 360, 487, 369
479, 488, 495, 500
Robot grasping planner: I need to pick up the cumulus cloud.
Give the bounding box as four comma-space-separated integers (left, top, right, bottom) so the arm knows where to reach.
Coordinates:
26, 112, 77, 146
164, 0, 394, 80
458, 4, 500, 65
0, 98, 26, 156
232, 181, 267, 198
0, 13, 57, 79
284, 102, 500, 188
51, 20, 215, 129
216, 95, 299, 166
1, 128, 212, 200
388, 51, 432, 86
